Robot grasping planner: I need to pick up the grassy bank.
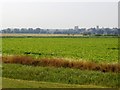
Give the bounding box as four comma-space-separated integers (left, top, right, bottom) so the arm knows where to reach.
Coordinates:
3, 78, 106, 88
2, 63, 119, 88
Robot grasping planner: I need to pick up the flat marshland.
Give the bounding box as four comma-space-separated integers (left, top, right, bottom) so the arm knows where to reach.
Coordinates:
1, 36, 119, 88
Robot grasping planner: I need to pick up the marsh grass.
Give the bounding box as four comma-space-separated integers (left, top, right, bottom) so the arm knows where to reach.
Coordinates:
3, 63, 119, 88
2, 55, 120, 73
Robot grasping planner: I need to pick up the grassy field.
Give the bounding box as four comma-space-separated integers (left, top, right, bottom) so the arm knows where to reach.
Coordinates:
3, 77, 107, 88
2, 64, 118, 88
2, 37, 118, 63
2, 37, 119, 88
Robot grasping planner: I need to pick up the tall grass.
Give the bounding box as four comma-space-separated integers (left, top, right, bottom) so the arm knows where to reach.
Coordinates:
2, 55, 120, 73
3, 63, 119, 87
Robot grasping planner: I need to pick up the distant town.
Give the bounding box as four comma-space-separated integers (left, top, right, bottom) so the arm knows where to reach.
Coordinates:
0, 26, 119, 36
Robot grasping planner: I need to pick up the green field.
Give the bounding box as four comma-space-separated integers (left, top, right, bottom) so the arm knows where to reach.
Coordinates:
2, 37, 119, 88
2, 77, 107, 88
2, 64, 118, 88
2, 37, 118, 63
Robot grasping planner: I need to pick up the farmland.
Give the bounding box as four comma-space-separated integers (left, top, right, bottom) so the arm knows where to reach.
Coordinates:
2, 37, 118, 63
1, 37, 119, 88
3, 77, 106, 88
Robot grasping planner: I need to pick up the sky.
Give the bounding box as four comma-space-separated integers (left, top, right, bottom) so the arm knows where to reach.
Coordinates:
1, 0, 118, 29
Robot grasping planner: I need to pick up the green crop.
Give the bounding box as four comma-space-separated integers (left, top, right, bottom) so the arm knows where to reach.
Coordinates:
2, 37, 118, 63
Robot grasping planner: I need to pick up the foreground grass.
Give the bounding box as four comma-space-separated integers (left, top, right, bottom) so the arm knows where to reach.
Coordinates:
2, 78, 106, 88
3, 63, 118, 88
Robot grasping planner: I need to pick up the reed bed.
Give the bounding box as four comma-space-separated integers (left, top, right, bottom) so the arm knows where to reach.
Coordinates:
2, 55, 120, 73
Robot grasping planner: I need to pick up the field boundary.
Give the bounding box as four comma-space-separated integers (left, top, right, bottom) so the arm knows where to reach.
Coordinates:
2, 55, 120, 73
0, 34, 118, 38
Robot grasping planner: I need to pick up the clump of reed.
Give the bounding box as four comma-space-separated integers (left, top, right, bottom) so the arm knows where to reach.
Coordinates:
2, 55, 120, 73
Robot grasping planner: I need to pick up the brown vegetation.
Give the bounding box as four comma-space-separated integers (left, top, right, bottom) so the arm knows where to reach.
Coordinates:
2, 55, 120, 73
1, 34, 83, 37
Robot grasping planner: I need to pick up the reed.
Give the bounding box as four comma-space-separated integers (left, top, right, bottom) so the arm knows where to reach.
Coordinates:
2, 55, 120, 73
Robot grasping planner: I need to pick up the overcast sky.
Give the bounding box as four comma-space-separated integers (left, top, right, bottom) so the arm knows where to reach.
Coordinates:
1, 1, 118, 29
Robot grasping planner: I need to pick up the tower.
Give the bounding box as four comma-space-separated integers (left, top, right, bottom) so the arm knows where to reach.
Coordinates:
96, 25, 99, 30
74, 26, 79, 30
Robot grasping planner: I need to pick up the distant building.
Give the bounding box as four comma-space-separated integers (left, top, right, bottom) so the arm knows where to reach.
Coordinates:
96, 25, 99, 30
74, 26, 79, 30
